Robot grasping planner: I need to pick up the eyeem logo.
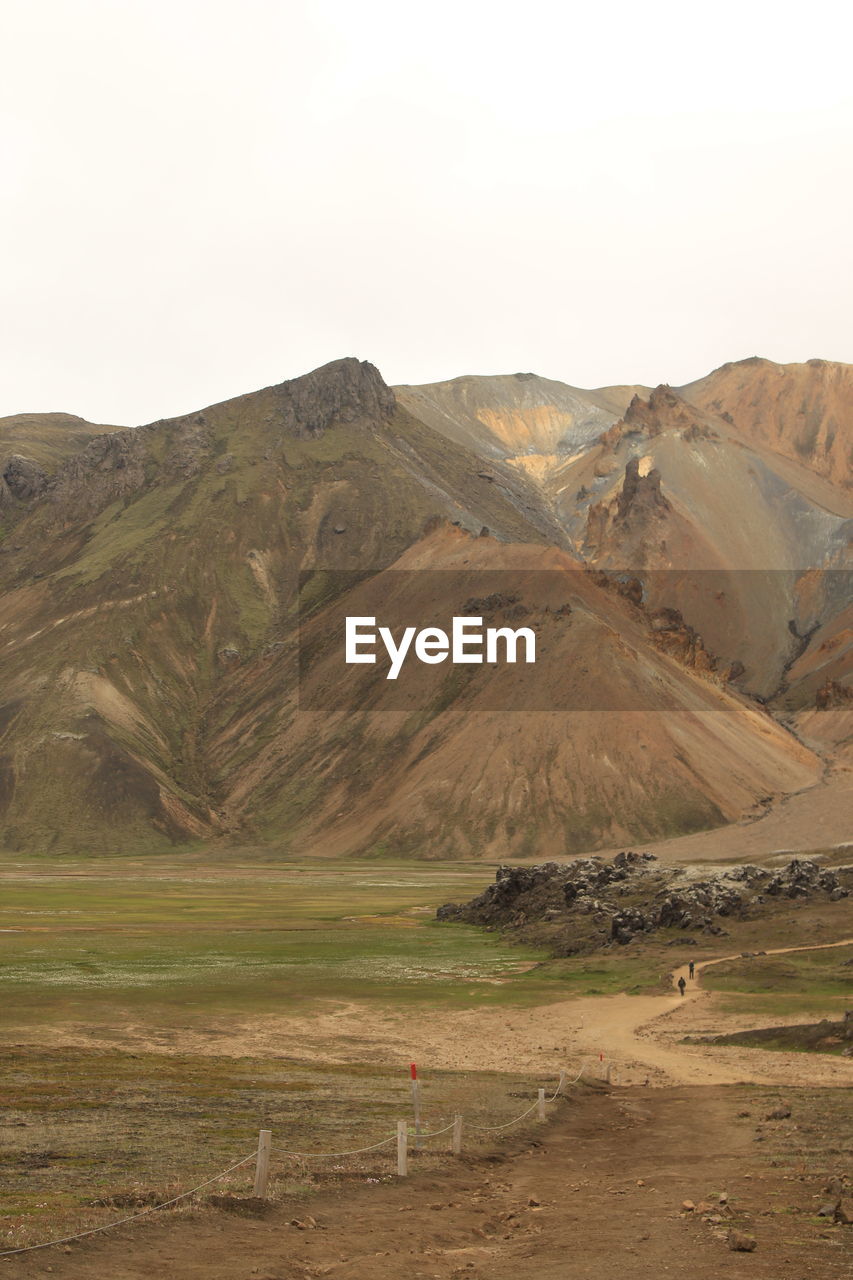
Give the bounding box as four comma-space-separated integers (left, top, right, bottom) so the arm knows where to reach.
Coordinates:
345, 616, 536, 680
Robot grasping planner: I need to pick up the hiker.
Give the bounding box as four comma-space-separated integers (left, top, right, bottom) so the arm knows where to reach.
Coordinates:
677, 975, 686, 997
688, 960, 695, 979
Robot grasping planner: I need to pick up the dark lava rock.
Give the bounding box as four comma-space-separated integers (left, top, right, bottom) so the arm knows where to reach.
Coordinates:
436, 854, 852, 959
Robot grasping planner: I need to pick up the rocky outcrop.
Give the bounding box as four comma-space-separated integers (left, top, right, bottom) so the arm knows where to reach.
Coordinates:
272, 357, 395, 438
584, 457, 672, 559
616, 457, 671, 523
762, 857, 848, 899
46, 428, 152, 522
1, 454, 48, 502
437, 855, 851, 955
816, 679, 853, 709
599, 385, 695, 451
647, 606, 716, 672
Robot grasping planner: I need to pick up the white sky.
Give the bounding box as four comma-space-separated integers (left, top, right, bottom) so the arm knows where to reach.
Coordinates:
2, 0, 853, 425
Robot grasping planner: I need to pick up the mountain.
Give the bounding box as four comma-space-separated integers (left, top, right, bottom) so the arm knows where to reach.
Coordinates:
395, 373, 645, 467
401, 371, 852, 704
681, 356, 853, 490
0, 356, 848, 856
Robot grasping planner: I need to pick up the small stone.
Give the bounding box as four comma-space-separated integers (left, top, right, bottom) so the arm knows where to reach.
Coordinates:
636, 1179, 645, 1186
527, 1196, 540, 1207
682, 1199, 696, 1212
727, 1230, 757, 1252
766, 1107, 791, 1120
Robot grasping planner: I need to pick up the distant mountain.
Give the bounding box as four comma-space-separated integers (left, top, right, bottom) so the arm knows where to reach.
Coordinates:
0, 356, 848, 856
395, 372, 646, 464
682, 356, 853, 490
401, 369, 852, 704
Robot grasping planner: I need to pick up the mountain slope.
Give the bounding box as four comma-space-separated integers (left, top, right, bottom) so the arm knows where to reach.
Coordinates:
236, 524, 821, 860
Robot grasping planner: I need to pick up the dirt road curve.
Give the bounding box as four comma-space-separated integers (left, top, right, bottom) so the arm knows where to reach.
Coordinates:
568, 936, 853, 1089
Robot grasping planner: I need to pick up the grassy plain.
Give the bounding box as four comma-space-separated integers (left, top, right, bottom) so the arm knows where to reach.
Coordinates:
701, 944, 853, 1021
0, 859, 554, 1032
0, 857, 549, 1245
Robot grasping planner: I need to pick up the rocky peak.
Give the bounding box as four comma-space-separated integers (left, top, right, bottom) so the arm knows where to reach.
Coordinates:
624, 385, 692, 432
600, 386, 695, 451
272, 357, 395, 438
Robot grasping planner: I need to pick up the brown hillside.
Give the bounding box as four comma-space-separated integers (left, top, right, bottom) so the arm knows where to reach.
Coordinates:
682, 356, 853, 489
220, 525, 821, 860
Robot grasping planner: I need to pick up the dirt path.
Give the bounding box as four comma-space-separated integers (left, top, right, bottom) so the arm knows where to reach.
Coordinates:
671, 935, 853, 999
568, 937, 853, 1088
7, 1086, 850, 1280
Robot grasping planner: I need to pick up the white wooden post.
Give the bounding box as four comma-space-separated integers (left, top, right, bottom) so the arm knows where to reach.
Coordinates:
557, 1071, 566, 1095
604, 1060, 613, 1084
452, 1114, 463, 1156
537, 1087, 546, 1121
253, 1129, 272, 1198
396, 1119, 408, 1177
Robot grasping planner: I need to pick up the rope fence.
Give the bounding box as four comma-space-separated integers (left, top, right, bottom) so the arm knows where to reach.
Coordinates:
0, 1054, 614, 1260
274, 1134, 398, 1159
0, 1152, 258, 1259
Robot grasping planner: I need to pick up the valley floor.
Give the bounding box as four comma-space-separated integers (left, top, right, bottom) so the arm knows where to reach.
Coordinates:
19, 942, 852, 1088
3, 942, 851, 1278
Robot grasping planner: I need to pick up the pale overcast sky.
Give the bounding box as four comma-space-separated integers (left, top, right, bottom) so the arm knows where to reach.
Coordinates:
2, 0, 853, 425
